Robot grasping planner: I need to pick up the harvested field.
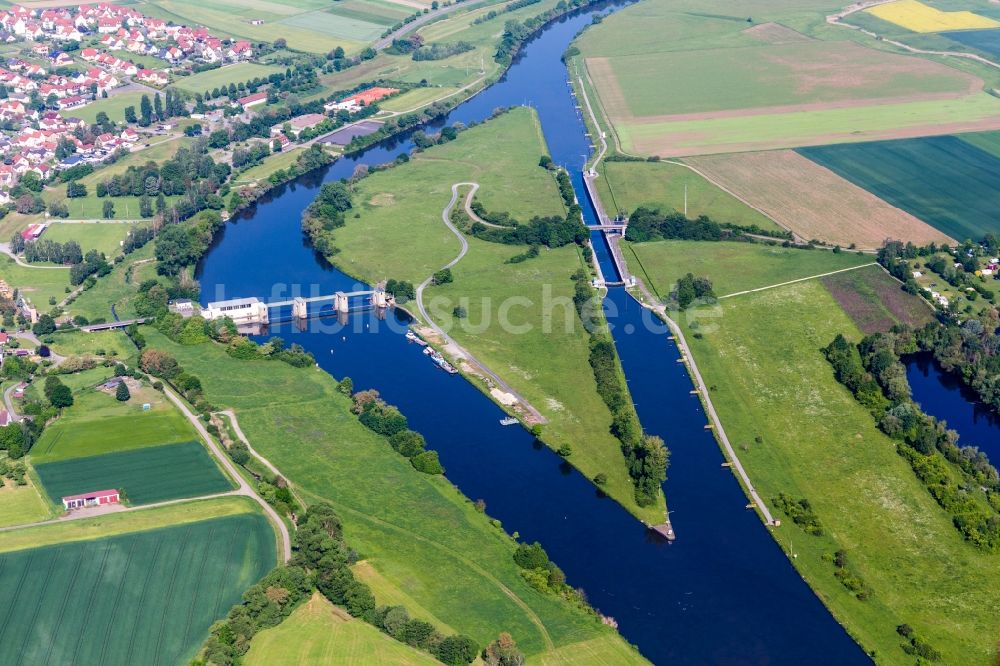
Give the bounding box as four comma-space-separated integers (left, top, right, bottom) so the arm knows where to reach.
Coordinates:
0, 513, 274, 665
587, 41, 980, 119
683, 150, 953, 248
35, 441, 233, 506
741, 22, 812, 44
798, 135, 1000, 241
866, 0, 1000, 33
820, 264, 934, 334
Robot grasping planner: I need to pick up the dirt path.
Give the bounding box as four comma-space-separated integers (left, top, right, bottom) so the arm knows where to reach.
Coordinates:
163, 386, 292, 562
718, 263, 877, 299
415, 183, 547, 425
830, 0, 1000, 70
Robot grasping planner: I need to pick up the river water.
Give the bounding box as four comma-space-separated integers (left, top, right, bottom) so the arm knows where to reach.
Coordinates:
195, 3, 866, 662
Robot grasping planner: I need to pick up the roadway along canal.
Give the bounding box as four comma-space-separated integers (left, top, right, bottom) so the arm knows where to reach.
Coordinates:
195, 2, 867, 662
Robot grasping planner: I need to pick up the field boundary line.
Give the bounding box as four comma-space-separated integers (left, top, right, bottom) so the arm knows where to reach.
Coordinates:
14, 547, 62, 661
718, 262, 877, 299
830, 0, 1000, 70
305, 489, 556, 652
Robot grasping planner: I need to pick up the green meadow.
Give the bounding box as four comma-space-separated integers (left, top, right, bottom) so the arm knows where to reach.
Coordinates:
44, 329, 137, 361
595, 160, 781, 230
330, 107, 662, 521
626, 240, 871, 299
66, 244, 159, 323
245, 594, 439, 666
0, 512, 274, 666
142, 327, 643, 662
172, 62, 284, 94
0, 254, 71, 308
681, 278, 1000, 663
32, 386, 196, 464
41, 223, 132, 257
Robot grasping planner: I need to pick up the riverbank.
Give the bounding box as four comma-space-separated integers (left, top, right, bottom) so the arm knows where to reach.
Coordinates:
317, 107, 666, 524
141, 327, 645, 662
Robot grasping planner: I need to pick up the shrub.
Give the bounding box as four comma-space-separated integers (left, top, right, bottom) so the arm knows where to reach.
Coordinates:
410, 450, 444, 474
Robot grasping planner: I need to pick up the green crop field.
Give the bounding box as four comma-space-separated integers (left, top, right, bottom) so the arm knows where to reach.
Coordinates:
574, 0, 1000, 156
379, 86, 458, 113
625, 240, 872, 299
63, 91, 146, 125
138, 0, 368, 54
32, 387, 196, 463
279, 9, 385, 43
172, 62, 284, 94
957, 129, 1000, 158
798, 135, 1000, 241
141, 328, 644, 662
40, 223, 132, 256
0, 512, 274, 666
594, 160, 781, 231
682, 279, 1000, 663
245, 594, 439, 666
35, 441, 232, 505
328, 107, 663, 521
0, 254, 71, 309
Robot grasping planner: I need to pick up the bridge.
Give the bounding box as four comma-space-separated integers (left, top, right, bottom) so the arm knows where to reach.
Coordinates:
80, 318, 150, 332
201, 289, 390, 325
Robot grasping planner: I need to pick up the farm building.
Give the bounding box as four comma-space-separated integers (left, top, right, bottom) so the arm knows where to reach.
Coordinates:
20, 222, 47, 241
62, 489, 120, 510
325, 86, 399, 113
237, 91, 267, 109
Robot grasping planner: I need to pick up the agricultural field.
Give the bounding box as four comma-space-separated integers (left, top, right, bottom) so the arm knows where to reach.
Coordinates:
62, 91, 146, 125
866, 0, 1000, 32
171, 62, 284, 95
0, 254, 71, 309
684, 150, 953, 248
40, 223, 132, 256
32, 385, 195, 463
136, 0, 382, 54
244, 594, 439, 666
34, 441, 233, 506
798, 134, 1000, 241
378, 86, 459, 113
576, 0, 1000, 155
0, 511, 274, 666
942, 27, 1000, 58
821, 264, 935, 334
593, 160, 781, 231
625, 240, 872, 300
142, 327, 642, 661
682, 279, 1000, 663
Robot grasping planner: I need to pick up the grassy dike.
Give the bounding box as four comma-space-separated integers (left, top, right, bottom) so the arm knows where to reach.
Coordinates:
324, 107, 665, 523
634, 242, 1000, 664
142, 328, 644, 663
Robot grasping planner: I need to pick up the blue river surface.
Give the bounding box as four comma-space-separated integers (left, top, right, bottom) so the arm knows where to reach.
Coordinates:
194, 3, 866, 663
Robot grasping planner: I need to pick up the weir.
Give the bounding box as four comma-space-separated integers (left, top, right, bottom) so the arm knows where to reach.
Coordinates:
202, 289, 391, 324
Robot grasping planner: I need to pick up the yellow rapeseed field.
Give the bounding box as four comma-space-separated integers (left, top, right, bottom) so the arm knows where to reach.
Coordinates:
866, 0, 1000, 32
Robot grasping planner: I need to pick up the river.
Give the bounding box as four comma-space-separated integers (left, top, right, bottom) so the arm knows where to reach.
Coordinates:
195, 3, 866, 663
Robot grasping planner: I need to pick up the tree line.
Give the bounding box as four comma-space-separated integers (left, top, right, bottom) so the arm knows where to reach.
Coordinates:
624, 206, 790, 243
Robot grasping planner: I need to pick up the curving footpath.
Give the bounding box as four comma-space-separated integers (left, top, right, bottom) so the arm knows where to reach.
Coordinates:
216, 409, 308, 509
415, 182, 547, 424
163, 387, 292, 562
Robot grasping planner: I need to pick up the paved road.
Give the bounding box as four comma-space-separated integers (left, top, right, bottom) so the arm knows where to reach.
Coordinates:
163, 386, 292, 562
373, 0, 488, 50
3, 383, 21, 422
416, 182, 547, 424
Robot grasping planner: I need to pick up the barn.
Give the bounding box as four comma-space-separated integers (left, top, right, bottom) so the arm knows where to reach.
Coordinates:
62, 489, 120, 511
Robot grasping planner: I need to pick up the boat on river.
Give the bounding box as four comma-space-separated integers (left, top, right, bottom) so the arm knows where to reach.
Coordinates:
405, 329, 427, 346
499, 416, 518, 426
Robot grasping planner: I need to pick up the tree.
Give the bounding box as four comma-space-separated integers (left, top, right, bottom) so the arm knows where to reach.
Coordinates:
33, 314, 56, 335
102, 199, 115, 219
154, 224, 197, 276
139, 94, 152, 126
66, 181, 87, 198
49, 383, 73, 409
153, 92, 163, 121
410, 450, 444, 474
432, 268, 453, 285
20, 171, 42, 192
115, 380, 130, 402
124, 105, 137, 124
482, 633, 524, 666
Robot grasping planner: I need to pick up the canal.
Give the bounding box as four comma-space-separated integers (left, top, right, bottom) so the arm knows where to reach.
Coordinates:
195, 2, 866, 663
